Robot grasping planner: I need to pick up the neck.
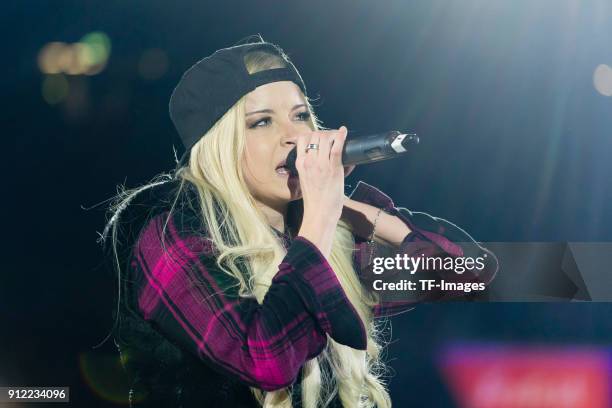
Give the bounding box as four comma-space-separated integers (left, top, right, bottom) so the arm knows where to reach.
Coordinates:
256, 200, 287, 234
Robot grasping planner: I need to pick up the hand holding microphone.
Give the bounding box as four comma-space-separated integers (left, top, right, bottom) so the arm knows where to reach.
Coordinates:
293, 127, 419, 258
295, 126, 351, 257
286, 130, 419, 177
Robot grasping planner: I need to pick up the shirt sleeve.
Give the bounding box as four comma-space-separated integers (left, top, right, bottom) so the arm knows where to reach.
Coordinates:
347, 181, 499, 318
129, 210, 367, 392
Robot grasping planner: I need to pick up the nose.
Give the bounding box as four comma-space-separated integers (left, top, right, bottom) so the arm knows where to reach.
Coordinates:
279, 123, 299, 147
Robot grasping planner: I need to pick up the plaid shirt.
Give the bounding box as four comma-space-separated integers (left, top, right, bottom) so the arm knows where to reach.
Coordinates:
121, 179, 497, 402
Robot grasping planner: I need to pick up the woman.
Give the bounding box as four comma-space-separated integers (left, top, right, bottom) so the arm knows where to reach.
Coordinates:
100, 39, 496, 408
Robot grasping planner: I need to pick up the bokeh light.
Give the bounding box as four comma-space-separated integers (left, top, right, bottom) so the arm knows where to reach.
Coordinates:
37, 32, 111, 76
41, 74, 69, 105
137, 48, 169, 80
593, 64, 612, 96
37, 42, 68, 74
79, 32, 111, 75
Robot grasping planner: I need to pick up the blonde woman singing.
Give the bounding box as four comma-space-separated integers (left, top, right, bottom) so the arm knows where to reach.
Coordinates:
100, 38, 496, 408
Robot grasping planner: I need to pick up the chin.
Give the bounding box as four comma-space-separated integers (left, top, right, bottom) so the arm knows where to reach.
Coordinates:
280, 189, 301, 203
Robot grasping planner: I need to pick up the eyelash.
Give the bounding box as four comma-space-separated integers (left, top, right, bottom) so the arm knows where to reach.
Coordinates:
249, 111, 311, 129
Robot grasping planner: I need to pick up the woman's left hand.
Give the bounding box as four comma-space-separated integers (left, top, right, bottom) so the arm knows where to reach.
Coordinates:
341, 196, 412, 246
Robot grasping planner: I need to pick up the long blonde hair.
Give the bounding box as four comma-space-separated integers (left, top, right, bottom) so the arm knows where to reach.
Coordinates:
102, 41, 392, 408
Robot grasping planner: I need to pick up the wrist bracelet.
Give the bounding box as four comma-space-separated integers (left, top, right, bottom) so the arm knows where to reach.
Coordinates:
368, 207, 383, 265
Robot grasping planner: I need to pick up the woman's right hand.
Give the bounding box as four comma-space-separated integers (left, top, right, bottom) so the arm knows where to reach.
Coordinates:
295, 126, 349, 258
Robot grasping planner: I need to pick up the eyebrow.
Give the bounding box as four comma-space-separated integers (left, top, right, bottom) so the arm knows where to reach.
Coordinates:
245, 103, 307, 117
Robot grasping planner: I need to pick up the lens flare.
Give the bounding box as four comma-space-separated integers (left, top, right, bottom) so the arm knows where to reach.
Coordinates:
78, 351, 146, 405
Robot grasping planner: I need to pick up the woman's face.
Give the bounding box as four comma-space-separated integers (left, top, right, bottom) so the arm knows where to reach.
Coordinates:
242, 81, 312, 210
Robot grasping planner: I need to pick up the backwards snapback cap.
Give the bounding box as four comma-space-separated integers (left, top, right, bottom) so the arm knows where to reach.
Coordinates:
169, 41, 307, 165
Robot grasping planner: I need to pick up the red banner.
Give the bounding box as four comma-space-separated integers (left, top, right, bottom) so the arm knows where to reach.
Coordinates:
440, 345, 610, 408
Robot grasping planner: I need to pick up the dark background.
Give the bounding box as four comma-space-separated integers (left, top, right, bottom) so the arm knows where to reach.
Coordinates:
3, 0, 612, 406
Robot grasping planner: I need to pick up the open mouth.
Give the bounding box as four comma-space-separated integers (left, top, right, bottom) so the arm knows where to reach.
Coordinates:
275, 159, 293, 176
275, 165, 290, 175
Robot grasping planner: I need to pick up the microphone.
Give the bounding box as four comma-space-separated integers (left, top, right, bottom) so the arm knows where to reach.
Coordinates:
285, 130, 419, 176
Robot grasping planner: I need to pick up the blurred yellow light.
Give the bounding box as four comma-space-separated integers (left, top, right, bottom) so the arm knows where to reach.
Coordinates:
63, 45, 84, 75
83, 59, 108, 76
593, 64, 612, 96
37, 32, 111, 77
57, 46, 77, 74
42, 74, 69, 104
73, 43, 96, 73
38, 42, 68, 74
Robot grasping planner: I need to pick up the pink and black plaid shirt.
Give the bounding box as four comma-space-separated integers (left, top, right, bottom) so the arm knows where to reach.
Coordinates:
113, 179, 497, 406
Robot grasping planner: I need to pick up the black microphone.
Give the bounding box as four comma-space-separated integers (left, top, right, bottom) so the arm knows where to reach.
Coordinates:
285, 130, 419, 176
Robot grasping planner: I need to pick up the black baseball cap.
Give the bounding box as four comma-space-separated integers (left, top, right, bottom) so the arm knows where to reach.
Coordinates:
169, 40, 307, 166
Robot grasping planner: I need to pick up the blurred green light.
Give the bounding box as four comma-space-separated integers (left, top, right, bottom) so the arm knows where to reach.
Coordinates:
42, 74, 69, 105
79, 32, 111, 66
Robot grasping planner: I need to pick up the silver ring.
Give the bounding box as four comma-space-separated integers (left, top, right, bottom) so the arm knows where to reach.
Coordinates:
306, 143, 320, 152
